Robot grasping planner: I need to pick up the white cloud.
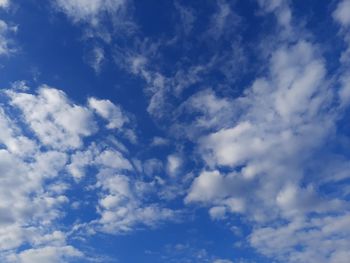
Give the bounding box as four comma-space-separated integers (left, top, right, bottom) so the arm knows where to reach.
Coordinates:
143, 158, 163, 176
88, 97, 128, 130
198, 41, 331, 175
0, 108, 37, 156
166, 154, 182, 177
172, 89, 236, 140
7, 86, 98, 150
6, 246, 83, 263
0, 122, 78, 260
0, 0, 9, 8
151, 136, 169, 146
185, 40, 350, 261
186, 170, 249, 217
95, 149, 133, 170
209, 206, 227, 220
186, 171, 228, 203
95, 169, 177, 233
0, 84, 166, 261
11, 80, 30, 91
67, 147, 95, 180
333, 0, 350, 27
0, 20, 16, 56
250, 214, 350, 263
55, 0, 126, 23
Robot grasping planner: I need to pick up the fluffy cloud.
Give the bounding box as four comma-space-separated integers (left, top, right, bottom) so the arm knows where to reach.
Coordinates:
88, 97, 128, 130
6, 246, 83, 263
95, 169, 177, 233
7, 86, 97, 150
0, 84, 176, 261
185, 39, 350, 261
0, 101, 80, 261
250, 214, 350, 263
199, 41, 332, 175
55, 0, 126, 23
333, 0, 350, 27
166, 154, 182, 177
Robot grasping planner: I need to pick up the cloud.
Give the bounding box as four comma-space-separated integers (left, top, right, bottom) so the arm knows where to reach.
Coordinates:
0, 83, 178, 261
95, 169, 178, 233
95, 148, 133, 170
185, 39, 350, 261
88, 97, 128, 130
333, 0, 350, 27
0, 108, 36, 156
143, 158, 163, 176
198, 41, 332, 173
0, 0, 9, 8
54, 0, 126, 23
213, 260, 233, 263
151, 136, 169, 146
0, 101, 81, 261
7, 86, 98, 150
0, 19, 16, 56
250, 214, 350, 263
4, 1, 350, 262
86, 46, 105, 73
257, 0, 292, 28
174, 1, 195, 35
166, 154, 182, 177
208, 0, 240, 39
6, 246, 83, 263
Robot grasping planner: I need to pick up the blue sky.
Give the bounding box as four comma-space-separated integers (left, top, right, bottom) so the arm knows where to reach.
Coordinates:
1, 0, 350, 262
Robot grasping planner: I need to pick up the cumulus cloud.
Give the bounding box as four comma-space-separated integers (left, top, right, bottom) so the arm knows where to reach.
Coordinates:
88, 97, 128, 130
0, 100, 81, 261
7, 86, 98, 150
185, 39, 350, 261
0, 83, 176, 261
4, 1, 350, 262
250, 214, 350, 263
6, 245, 83, 263
166, 154, 182, 177
333, 0, 350, 27
95, 169, 177, 233
54, 0, 126, 23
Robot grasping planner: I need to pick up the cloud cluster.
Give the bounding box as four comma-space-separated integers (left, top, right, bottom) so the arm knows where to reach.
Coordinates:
0, 85, 177, 262
185, 11, 350, 263
4, 0, 350, 262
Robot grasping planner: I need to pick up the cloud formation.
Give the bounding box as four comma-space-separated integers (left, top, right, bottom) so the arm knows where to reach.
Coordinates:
0, 85, 177, 262
2, 0, 350, 262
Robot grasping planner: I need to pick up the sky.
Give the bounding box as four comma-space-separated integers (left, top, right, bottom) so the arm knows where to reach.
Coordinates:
0, 0, 350, 262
